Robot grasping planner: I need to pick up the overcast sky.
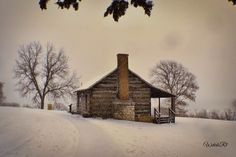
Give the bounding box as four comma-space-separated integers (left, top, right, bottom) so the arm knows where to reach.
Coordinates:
0, 0, 236, 110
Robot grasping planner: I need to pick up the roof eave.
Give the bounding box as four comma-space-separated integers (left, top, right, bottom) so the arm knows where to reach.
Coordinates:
150, 87, 175, 98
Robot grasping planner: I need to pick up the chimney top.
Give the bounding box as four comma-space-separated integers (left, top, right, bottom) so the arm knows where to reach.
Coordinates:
117, 53, 129, 56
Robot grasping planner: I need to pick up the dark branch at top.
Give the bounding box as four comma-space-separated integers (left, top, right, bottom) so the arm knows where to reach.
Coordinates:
38, 0, 236, 22
39, 0, 81, 11
229, 0, 236, 5
104, 0, 129, 22
39, 0, 49, 10
55, 0, 81, 10
131, 0, 153, 16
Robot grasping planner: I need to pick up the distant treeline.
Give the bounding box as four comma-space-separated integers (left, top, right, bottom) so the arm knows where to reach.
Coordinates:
0, 102, 68, 112
22, 102, 68, 111
180, 109, 236, 121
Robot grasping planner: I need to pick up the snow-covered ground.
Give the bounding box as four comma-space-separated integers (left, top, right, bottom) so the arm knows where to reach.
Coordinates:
0, 107, 235, 157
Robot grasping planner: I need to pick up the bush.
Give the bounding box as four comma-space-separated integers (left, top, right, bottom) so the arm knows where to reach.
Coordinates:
210, 110, 220, 120
82, 113, 92, 118
22, 104, 41, 108
187, 112, 196, 118
224, 108, 234, 120
54, 103, 68, 111
0, 102, 20, 107
195, 109, 209, 119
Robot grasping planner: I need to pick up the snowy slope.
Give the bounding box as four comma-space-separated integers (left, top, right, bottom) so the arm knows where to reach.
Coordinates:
0, 107, 235, 157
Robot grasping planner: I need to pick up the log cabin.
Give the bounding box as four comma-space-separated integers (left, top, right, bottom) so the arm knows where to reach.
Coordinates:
75, 54, 176, 123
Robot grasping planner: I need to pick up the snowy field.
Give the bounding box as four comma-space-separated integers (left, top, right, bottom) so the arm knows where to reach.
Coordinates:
0, 107, 235, 157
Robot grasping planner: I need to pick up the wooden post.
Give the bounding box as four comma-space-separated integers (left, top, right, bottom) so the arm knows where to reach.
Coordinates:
77, 93, 80, 113
158, 98, 161, 113
171, 97, 175, 112
69, 104, 72, 113
171, 97, 175, 123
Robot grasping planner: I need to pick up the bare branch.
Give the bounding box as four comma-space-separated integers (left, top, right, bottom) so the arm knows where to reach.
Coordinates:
14, 42, 43, 102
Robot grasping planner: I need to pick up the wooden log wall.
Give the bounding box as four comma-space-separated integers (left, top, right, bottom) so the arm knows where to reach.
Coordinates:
77, 92, 90, 114
128, 71, 151, 120
90, 70, 118, 118
78, 69, 153, 121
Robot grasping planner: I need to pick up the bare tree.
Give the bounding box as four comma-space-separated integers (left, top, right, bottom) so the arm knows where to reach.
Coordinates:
224, 108, 234, 120
14, 42, 79, 109
0, 82, 5, 105
232, 99, 236, 110
231, 99, 236, 120
150, 61, 199, 113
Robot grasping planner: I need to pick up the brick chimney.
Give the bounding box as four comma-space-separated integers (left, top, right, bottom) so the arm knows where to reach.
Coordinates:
117, 54, 129, 100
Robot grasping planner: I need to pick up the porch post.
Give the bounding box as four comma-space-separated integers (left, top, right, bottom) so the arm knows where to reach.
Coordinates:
158, 97, 161, 113
77, 93, 80, 113
171, 97, 175, 112
171, 97, 176, 123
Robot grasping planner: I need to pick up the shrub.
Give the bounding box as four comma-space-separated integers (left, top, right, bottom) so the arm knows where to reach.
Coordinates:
195, 109, 209, 119
0, 102, 20, 107
210, 110, 220, 120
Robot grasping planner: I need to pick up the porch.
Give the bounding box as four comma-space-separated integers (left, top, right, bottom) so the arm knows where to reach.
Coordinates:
150, 87, 176, 124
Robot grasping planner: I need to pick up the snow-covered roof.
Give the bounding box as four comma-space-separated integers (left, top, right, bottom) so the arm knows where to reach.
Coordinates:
128, 70, 175, 97
75, 68, 174, 98
75, 69, 117, 92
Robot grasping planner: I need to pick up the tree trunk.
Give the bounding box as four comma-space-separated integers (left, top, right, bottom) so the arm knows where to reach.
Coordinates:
40, 97, 45, 109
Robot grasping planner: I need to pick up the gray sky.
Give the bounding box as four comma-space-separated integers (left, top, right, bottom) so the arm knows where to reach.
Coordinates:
0, 0, 236, 110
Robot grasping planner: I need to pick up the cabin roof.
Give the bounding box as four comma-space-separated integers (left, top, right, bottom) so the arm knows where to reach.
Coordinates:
75, 69, 117, 93
129, 70, 175, 98
75, 68, 175, 98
